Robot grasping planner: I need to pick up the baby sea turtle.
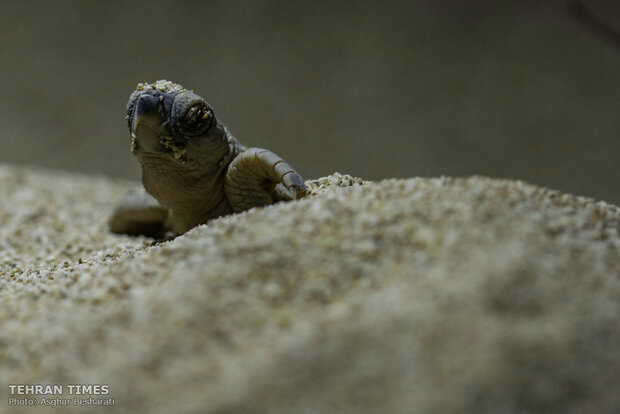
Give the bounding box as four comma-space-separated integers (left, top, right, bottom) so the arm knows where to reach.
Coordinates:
108, 80, 306, 238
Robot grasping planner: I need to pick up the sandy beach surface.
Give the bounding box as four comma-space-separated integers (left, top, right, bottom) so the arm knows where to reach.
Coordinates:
1, 164, 618, 413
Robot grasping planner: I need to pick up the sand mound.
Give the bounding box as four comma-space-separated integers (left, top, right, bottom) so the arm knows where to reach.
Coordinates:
1, 165, 618, 413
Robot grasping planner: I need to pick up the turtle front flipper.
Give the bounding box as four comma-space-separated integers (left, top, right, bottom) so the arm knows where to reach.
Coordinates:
225, 147, 307, 213
108, 192, 171, 239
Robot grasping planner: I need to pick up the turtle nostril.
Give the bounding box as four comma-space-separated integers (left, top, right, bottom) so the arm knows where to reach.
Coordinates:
135, 94, 161, 116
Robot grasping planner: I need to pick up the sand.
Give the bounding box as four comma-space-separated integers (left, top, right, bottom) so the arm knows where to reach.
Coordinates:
0, 164, 618, 413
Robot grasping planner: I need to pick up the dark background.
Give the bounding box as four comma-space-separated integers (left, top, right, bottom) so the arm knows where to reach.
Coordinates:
1, 1, 618, 202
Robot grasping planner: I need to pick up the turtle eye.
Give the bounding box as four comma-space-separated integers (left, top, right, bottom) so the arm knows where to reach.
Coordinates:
182, 103, 212, 135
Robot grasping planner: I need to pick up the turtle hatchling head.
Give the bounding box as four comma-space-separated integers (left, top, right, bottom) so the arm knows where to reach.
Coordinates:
126, 80, 225, 167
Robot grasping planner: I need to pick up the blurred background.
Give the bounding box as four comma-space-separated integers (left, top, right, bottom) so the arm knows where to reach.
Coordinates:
0, 0, 618, 201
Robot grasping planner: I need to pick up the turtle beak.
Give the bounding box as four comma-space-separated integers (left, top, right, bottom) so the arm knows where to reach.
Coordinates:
131, 94, 169, 153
